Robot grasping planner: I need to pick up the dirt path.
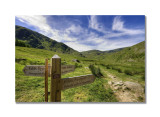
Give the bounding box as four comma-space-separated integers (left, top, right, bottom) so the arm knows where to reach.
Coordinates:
105, 71, 145, 102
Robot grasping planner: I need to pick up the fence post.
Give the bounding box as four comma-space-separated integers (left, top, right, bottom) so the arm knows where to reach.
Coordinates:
45, 59, 48, 102
50, 55, 61, 102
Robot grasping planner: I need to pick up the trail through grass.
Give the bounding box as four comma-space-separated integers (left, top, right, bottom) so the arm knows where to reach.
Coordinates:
16, 47, 117, 102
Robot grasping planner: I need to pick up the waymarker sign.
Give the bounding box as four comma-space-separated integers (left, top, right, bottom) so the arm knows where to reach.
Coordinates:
23, 54, 95, 102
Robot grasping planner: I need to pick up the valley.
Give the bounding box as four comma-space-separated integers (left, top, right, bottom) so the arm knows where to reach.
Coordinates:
15, 26, 145, 102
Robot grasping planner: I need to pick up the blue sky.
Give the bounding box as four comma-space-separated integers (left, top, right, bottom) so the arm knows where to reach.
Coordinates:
15, 15, 145, 52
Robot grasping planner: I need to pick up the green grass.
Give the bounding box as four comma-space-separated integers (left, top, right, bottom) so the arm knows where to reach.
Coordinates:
99, 65, 145, 86
15, 46, 117, 102
15, 42, 145, 102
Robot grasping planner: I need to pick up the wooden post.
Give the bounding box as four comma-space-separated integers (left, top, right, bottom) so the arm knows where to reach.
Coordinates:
45, 59, 48, 102
50, 55, 61, 102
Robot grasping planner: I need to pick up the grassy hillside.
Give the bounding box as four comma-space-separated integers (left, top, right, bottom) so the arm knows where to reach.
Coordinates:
16, 25, 80, 56
15, 46, 117, 102
97, 41, 145, 85
103, 41, 145, 64
81, 41, 145, 84
81, 48, 124, 59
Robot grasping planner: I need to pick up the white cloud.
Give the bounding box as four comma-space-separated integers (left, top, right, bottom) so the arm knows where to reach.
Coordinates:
112, 16, 124, 31
89, 15, 106, 33
86, 37, 143, 51
64, 41, 93, 52
65, 25, 83, 35
112, 16, 144, 35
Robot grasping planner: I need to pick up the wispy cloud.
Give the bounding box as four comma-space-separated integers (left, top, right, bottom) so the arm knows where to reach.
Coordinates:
89, 15, 106, 33
65, 24, 85, 35
112, 16, 124, 31
112, 16, 144, 35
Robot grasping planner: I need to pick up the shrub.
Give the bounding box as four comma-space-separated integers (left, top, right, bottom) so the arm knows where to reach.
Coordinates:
89, 64, 103, 78
16, 39, 30, 47
112, 66, 117, 70
75, 63, 82, 68
124, 69, 134, 76
111, 66, 123, 73
117, 68, 123, 73
141, 74, 145, 81
106, 65, 111, 69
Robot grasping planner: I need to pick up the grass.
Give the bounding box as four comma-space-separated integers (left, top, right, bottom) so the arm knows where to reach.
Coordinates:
15, 46, 117, 102
15, 44, 145, 102
99, 65, 145, 86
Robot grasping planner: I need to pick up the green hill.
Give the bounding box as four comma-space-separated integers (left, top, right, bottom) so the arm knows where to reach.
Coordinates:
103, 41, 145, 64
81, 41, 145, 64
81, 48, 124, 59
16, 25, 80, 55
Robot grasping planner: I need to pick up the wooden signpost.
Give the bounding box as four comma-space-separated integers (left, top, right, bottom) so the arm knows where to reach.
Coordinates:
23, 54, 95, 102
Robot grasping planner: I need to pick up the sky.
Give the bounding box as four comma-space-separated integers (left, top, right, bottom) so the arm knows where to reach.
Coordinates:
15, 15, 145, 52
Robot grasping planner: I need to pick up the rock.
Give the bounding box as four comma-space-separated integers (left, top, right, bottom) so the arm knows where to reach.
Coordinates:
114, 86, 122, 90
124, 81, 144, 93
72, 59, 80, 62
122, 86, 128, 90
114, 81, 123, 86
108, 81, 112, 85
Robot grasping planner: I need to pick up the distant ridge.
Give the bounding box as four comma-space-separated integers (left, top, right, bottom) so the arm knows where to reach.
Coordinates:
80, 47, 125, 57
81, 41, 145, 63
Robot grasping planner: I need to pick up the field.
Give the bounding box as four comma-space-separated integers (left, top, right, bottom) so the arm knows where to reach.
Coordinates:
16, 46, 118, 102
16, 41, 145, 102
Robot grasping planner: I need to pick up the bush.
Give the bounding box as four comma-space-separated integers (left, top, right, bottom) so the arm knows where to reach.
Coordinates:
111, 66, 123, 73
75, 63, 82, 68
141, 74, 145, 81
89, 64, 103, 78
106, 65, 111, 69
16, 39, 30, 47
117, 68, 123, 73
112, 66, 117, 70
124, 69, 134, 76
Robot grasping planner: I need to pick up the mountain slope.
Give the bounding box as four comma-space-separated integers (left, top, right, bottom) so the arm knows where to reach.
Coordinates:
81, 41, 145, 64
16, 25, 79, 55
104, 41, 145, 63
81, 48, 125, 58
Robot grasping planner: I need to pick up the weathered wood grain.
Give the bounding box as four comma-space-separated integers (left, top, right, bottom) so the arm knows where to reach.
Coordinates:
50, 55, 61, 102
45, 59, 48, 102
61, 74, 95, 90
23, 65, 75, 76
